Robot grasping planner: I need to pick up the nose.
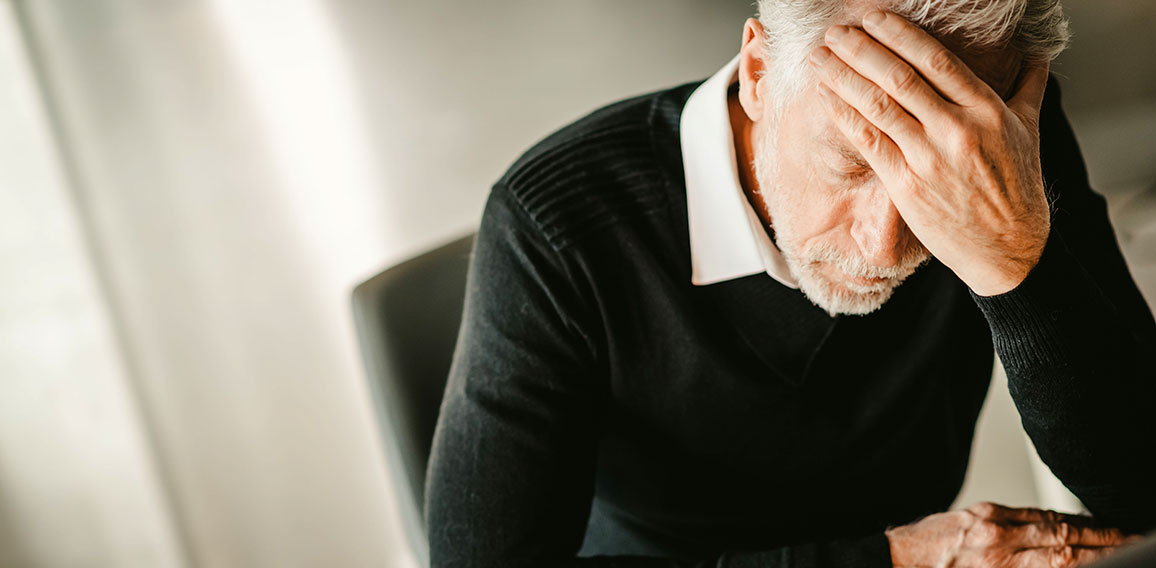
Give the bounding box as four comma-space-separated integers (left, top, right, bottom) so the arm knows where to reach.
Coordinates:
850, 190, 909, 268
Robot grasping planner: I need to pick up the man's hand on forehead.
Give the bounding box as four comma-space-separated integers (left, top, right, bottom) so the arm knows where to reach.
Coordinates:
808, 10, 1053, 296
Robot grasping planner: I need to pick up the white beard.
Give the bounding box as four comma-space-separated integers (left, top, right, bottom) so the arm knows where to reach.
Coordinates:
777, 238, 930, 316
752, 127, 930, 317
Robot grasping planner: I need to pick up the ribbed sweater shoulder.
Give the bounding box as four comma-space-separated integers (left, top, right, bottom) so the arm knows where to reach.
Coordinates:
495, 81, 700, 251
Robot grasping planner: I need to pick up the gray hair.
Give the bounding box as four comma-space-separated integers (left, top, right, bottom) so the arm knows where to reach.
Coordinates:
755, 0, 1070, 108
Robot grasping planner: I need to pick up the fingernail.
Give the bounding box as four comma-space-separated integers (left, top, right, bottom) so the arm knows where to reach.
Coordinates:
863, 10, 886, 29
825, 25, 849, 44
809, 46, 831, 66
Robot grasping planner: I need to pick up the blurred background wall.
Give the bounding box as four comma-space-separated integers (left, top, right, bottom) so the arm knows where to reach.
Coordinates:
0, 0, 1152, 567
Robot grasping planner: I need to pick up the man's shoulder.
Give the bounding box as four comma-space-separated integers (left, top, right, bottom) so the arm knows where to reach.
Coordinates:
494, 81, 700, 250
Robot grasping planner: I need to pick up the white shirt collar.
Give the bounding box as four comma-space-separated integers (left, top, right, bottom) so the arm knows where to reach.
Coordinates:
681, 55, 798, 289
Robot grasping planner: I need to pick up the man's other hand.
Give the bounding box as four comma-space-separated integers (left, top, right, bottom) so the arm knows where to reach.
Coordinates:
886, 502, 1140, 567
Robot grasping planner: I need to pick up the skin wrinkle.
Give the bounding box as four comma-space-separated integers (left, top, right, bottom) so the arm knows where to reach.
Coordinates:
751, 105, 931, 315
735, 20, 938, 315
734, 0, 1068, 312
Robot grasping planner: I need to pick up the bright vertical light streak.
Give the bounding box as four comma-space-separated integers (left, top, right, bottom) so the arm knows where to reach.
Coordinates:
205, 4, 412, 566
208, 0, 384, 282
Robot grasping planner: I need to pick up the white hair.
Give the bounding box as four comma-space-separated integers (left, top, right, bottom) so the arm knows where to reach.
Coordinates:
756, 0, 1071, 110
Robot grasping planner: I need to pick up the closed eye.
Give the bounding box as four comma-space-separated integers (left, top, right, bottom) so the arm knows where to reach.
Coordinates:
828, 157, 874, 182
823, 135, 875, 182
840, 163, 874, 180
836, 150, 872, 175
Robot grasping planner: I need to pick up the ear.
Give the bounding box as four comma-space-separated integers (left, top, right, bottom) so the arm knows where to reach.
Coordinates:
738, 18, 771, 122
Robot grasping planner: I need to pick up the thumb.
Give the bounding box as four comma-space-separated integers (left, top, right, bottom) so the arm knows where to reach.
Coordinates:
1008, 60, 1050, 121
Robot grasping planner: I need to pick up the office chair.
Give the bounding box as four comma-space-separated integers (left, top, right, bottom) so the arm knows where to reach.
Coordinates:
351, 234, 475, 567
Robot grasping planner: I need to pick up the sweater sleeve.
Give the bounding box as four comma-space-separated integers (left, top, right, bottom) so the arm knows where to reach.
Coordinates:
969, 76, 1156, 533
425, 185, 894, 567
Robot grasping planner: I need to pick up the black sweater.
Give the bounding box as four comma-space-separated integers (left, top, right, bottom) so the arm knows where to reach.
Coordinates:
425, 75, 1156, 567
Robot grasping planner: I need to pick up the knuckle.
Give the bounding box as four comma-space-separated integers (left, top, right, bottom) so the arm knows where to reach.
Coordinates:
970, 519, 1002, 545
855, 124, 879, 150
968, 501, 999, 518
887, 66, 920, 96
952, 128, 981, 153
1050, 545, 1076, 568
1056, 522, 1072, 545
926, 49, 956, 76
866, 91, 891, 119
983, 105, 1010, 128
951, 509, 974, 524
844, 32, 868, 57
865, 128, 891, 156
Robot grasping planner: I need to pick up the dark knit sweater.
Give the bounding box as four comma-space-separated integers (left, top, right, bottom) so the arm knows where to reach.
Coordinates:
425, 74, 1156, 567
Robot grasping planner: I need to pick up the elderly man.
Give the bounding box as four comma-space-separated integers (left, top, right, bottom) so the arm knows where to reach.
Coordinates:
426, 0, 1156, 566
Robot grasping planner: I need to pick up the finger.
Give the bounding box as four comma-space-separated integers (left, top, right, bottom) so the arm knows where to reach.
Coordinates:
1008, 61, 1050, 121
860, 10, 998, 107
820, 24, 951, 121
967, 503, 1142, 546
815, 82, 908, 187
967, 502, 1070, 524
967, 502, 1114, 530
808, 45, 927, 155
998, 521, 1135, 548
967, 501, 1049, 522
1012, 545, 1116, 567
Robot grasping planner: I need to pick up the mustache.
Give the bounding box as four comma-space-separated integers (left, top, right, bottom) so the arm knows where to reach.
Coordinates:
803, 241, 931, 281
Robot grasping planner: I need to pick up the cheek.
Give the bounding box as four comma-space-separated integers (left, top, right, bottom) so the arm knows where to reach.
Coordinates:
770, 145, 852, 247
766, 99, 857, 250
795, 197, 855, 254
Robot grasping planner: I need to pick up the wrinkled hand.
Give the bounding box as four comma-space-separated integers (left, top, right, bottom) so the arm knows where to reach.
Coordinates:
886, 502, 1139, 567
809, 10, 1051, 296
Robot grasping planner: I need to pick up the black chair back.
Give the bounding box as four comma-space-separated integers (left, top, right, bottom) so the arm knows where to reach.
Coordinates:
351, 234, 474, 566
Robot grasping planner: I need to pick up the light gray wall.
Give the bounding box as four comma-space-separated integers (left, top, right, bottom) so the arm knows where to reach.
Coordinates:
1053, 1, 1156, 112
327, 0, 755, 259
1055, 1, 1156, 198
0, 1, 184, 566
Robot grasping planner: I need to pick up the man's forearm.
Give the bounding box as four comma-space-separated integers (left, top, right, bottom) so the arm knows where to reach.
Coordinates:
972, 225, 1156, 532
